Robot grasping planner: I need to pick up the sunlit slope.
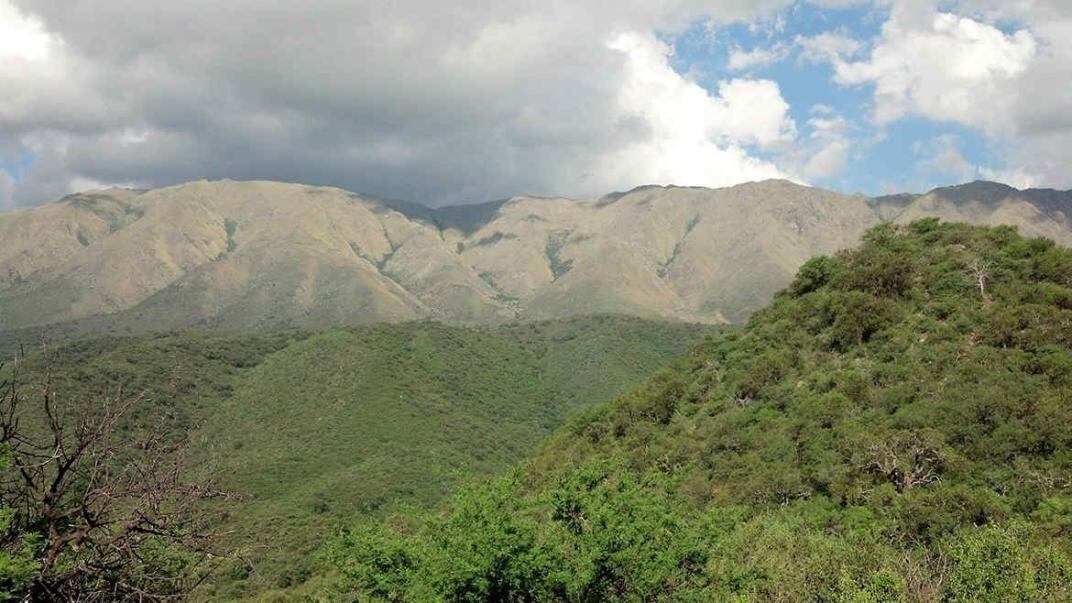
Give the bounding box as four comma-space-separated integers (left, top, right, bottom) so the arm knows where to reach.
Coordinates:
0, 180, 504, 332
2, 179, 1070, 334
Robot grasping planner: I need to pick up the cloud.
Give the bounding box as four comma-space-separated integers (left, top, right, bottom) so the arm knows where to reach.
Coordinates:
593, 33, 793, 190
804, 0, 1072, 188
977, 166, 1037, 190
832, 4, 1037, 128
0, 0, 804, 207
0, 0, 53, 61
802, 118, 852, 180
727, 43, 790, 71
780, 105, 854, 181
8, 0, 1069, 200
913, 134, 980, 183
970, 1, 1072, 189
796, 31, 862, 64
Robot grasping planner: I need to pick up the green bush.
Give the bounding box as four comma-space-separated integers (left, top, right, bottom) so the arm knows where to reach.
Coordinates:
325, 222, 1072, 601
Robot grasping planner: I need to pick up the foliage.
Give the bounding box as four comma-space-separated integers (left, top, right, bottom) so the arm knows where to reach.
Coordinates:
0, 362, 219, 601
0, 458, 37, 601
327, 222, 1072, 601
945, 522, 1070, 602
5, 316, 708, 598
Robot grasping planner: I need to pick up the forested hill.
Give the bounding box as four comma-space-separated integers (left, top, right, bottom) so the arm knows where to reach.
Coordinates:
328, 220, 1072, 601
5, 315, 710, 598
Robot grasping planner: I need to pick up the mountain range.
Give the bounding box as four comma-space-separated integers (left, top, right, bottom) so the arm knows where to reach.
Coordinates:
2, 178, 1071, 339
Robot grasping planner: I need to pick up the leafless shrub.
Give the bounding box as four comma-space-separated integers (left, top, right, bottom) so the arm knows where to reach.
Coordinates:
0, 354, 228, 601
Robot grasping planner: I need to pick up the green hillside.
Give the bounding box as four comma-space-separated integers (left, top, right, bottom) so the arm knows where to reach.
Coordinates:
328, 221, 1072, 601
5, 316, 709, 598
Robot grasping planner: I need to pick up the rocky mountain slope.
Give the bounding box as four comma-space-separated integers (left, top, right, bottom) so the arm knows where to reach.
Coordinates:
1, 179, 1070, 336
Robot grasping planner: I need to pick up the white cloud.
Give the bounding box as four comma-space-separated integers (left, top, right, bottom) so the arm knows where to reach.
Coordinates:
796, 31, 862, 64
811, 0, 1072, 189
709, 78, 798, 148
978, 166, 1037, 190
831, 5, 1037, 129
782, 105, 854, 181
0, 0, 802, 207
803, 120, 851, 180
0, 0, 54, 61
727, 43, 790, 71
593, 32, 792, 190
968, 1, 1072, 188
913, 134, 980, 182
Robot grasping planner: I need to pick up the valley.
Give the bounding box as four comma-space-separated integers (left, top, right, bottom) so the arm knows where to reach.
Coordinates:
4, 315, 711, 597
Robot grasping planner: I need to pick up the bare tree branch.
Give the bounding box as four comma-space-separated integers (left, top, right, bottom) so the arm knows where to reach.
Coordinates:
968, 258, 994, 301
0, 353, 230, 601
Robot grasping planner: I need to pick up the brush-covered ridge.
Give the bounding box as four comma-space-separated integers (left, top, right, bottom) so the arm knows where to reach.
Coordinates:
326, 220, 1072, 602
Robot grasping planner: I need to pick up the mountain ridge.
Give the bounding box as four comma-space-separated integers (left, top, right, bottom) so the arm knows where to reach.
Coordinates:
11, 177, 1069, 216
2, 178, 1070, 340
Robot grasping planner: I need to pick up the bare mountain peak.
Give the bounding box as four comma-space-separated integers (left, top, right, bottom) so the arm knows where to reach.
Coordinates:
928, 180, 1021, 203
5, 177, 1071, 339
594, 179, 815, 207
735, 178, 807, 190
922, 181, 1072, 215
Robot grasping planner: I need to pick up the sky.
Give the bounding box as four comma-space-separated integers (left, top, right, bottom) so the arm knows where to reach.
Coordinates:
1, 0, 1071, 208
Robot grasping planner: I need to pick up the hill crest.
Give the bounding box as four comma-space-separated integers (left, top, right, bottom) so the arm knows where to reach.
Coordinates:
1, 178, 1070, 339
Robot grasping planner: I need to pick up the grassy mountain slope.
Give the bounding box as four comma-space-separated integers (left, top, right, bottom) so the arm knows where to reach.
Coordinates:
3, 180, 1071, 338
329, 221, 1072, 602
6, 315, 710, 597
0, 181, 504, 333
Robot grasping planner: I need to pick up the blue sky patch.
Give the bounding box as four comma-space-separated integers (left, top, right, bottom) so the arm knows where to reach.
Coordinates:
664, 1, 1011, 195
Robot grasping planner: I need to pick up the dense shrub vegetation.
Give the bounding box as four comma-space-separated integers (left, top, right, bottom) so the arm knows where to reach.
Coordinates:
328, 221, 1072, 601
0, 364, 220, 601
2, 317, 707, 599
